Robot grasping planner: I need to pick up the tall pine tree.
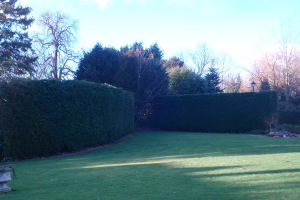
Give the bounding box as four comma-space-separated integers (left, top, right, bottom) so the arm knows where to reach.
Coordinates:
0, 0, 36, 79
205, 67, 223, 93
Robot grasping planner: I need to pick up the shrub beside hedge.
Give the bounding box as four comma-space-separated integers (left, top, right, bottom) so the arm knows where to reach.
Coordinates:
146, 91, 277, 133
279, 124, 300, 134
278, 110, 300, 125
0, 79, 134, 160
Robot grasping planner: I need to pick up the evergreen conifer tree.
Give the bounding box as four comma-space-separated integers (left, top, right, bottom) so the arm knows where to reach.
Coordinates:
0, 0, 36, 79
205, 67, 223, 93
260, 77, 271, 91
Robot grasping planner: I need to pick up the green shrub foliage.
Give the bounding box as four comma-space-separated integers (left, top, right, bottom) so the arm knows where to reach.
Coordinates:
0, 130, 3, 160
147, 92, 277, 133
0, 79, 134, 160
168, 67, 206, 95
278, 123, 300, 134
278, 110, 300, 125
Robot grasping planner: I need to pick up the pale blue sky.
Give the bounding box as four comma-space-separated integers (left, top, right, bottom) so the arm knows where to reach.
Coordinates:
19, 0, 300, 68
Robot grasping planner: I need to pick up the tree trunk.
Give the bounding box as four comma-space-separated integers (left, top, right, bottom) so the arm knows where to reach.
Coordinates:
53, 45, 58, 79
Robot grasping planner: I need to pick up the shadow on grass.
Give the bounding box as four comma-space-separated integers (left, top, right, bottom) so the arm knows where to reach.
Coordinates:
46, 131, 300, 165
56, 132, 300, 199
3, 131, 300, 200
53, 161, 300, 199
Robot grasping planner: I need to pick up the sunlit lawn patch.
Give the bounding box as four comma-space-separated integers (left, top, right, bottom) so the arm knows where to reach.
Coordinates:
1, 132, 300, 199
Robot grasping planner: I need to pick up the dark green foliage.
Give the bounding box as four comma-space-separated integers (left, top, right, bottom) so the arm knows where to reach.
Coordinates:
0, 79, 134, 160
75, 43, 128, 89
120, 42, 169, 126
76, 42, 169, 127
0, 0, 37, 79
0, 130, 3, 160
260, 77, 271, 91
146, 91, 277, 133
280, 124, 295, 133
168, 64, 222, 95
75, 41, 169, 99
168, 67, 205, 95
205, 67, 223, 93
290, 96, 300, 106
295, 125, 300, 134
278, 110, 300, 125
278, 124, 300, 134
147, 42, 164, 60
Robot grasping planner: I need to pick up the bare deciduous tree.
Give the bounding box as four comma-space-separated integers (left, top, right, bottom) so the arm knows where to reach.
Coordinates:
247, 17, 300, 109
188, 42, 213, 76
173, 50, 189, 66
214, 51, 240, 92
172, 44, 241, 92
32, 11, 80, 79
274, 19, 300, 109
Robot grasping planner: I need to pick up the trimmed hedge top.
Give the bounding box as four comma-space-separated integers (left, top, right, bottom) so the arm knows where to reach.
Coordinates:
146, 91, 277, 133
0, 79, 134, 160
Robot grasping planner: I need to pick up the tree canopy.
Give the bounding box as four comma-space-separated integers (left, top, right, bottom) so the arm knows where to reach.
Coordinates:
0, 0, 36, 79
76, 43, 125, 87
75, 42, 169, 126
168, 67, 205, 95
205, 67, 223, 93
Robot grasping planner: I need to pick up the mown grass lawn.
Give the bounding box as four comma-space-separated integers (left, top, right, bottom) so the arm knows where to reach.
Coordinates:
1, 132, 300, 200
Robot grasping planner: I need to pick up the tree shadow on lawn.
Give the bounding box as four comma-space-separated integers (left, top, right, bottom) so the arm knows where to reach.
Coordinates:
5, 131, 300, 200
56, 162, 300, 200
64, 131, 300, 199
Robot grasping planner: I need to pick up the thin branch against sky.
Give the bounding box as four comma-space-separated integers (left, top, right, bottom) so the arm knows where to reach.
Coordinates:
19, 0, 300, 71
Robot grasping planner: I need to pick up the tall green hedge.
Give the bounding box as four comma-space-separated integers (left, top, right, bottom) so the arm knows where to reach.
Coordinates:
146, 92, 277, 133
0, 79, 134, 160
0, 131, 3, 160
278, 110, 300, 125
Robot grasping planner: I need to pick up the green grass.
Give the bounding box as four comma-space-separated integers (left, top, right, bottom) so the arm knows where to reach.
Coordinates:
1, 132, 300, 200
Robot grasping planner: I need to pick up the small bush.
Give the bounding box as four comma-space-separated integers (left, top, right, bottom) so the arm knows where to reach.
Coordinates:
294, 125, 300, 134
281, 124, 294, 133
279, 124, 300, 134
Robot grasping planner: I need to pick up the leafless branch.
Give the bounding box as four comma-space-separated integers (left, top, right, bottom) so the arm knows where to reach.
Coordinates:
32, 11, 80, 79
